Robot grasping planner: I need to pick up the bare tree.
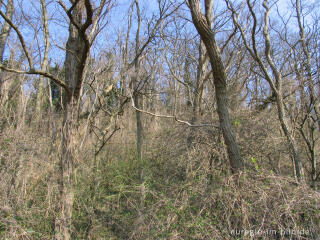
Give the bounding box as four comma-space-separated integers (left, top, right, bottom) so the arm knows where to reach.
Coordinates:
187, 0, 244, 172
55, 1, 94, 238
0, 0, 112, 238
226, 0, 304, 181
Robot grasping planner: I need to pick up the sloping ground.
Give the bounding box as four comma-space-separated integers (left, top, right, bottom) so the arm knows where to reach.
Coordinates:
0, 121, 319, 239
73, 122, 320, 240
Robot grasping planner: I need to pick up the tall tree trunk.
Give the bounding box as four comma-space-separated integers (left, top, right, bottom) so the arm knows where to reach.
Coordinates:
187, 0, 244, 172
0, 0, 14, 101
36, 0, 50, 122
55, 1, 92, 239
132, 1, 145, 234
134, 0, 143, 161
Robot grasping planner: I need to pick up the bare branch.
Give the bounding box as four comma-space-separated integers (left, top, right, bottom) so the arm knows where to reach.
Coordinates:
129, 89, 217, 128
0, 9, 33, 68
0, 64, 71, 93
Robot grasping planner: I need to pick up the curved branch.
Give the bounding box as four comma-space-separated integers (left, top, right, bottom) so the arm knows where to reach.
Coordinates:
0, 10, 33, 68
0, 64, 71, 93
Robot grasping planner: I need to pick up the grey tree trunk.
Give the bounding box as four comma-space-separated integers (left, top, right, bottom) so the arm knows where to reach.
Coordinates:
0, 0, 14, 101
192, 40, 207, 124
56, 100, 77, 240
187, 40, 207, 147
36, 0, 50, 121
55, 1, 93, 239
187, 0, 244, 172
276, 94, 304, 181
134, 0, 143, 161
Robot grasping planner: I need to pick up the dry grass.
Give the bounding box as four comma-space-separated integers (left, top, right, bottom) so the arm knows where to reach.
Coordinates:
0, 113, 319, 239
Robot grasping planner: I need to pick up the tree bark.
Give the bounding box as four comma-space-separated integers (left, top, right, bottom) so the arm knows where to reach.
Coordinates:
0, 0, 14, 101
192, 40, 207, 124
187, 0, 244, 172
134, 0, 143, 161
0, 0, 13, 62
36, 0, 50, 122
187, 40, 207, 147
276, 94, 304, 181
56, 100, 77, 240
55, 1, 93, 239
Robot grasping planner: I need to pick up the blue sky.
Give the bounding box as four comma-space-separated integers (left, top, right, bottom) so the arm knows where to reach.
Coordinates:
0, 0, 163, 66
1, 0, 319, 73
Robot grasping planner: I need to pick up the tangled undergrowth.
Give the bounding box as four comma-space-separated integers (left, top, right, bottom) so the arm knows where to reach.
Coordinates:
0, 119, 319, 240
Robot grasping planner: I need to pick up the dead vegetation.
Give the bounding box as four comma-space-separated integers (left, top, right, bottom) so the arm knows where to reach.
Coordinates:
0, 112, 319, 239
0, 0, 320, 239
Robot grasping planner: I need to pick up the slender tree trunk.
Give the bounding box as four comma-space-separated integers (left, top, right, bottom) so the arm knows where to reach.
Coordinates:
276, 95, 304, 181
18, 76, 27, 129
299, 123, 316, 189
296, 0, 320, 131
36, 0, 50, 122
150, 63, 159, 130
48, 78, 57, 141
188, 40, 207, 147
261, 0, 304, 181
135, 93, 143, 159
192, 41, 207, 124
134, 0, 143, 161
187, 0, 243, 172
